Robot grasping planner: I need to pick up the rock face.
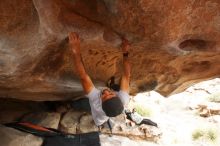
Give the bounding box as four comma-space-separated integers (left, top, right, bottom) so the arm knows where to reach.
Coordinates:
0, 0, 220, 101
0, 125, 43, 146
60, 111, 161, 142
0, 99, 162, 142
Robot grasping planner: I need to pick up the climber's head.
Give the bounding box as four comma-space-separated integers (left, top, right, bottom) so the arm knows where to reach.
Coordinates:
101, 88, 123, 117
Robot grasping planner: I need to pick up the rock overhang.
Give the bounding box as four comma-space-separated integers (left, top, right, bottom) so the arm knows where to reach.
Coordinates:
0, 0, 219, 101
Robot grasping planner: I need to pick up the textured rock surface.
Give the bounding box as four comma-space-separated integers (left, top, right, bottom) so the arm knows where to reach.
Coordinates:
60, 110, 161, 141
0, 125, 43, 146
0, 0, 220, 100
60, 110, 83, 133
21, 112, 61, 129
0, 99, 161, 142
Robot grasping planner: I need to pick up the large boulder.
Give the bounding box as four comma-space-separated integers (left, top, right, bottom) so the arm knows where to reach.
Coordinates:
0, 0, 219, 101
0, 125, 43, 146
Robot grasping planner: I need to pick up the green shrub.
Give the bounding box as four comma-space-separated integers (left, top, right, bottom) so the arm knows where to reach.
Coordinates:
207, 92, 220, 102
134, 104, 152, 117
192, 129, 204, 140
207, 129, 217, 141
192, 128, 217, 142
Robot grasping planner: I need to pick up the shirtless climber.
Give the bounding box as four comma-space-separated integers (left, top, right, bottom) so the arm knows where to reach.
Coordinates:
69, 32, 131, 126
